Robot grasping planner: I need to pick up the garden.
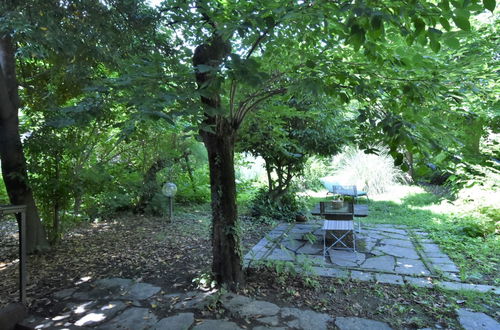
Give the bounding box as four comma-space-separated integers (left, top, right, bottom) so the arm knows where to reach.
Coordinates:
0, 0, 498, 329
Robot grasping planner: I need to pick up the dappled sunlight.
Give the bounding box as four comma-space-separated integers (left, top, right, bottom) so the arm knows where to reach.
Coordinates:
75, 312, 107, 326
0, 259, 18, 271
75, 276, 92, 285
73, 301, 94, 314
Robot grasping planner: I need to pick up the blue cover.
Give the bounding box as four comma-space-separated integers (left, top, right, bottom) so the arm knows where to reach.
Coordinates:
319, 177, 368, 197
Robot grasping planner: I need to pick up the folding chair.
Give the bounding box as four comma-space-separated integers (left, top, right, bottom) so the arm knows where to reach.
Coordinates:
330, 185, 363, 233
322, 197, 356, 260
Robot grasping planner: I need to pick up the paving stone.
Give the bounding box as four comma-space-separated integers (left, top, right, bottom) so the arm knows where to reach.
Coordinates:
296, 243, 323, 255
53, 288, 76, 300
443, 272, 461, 281
419, 238, 434, 243
431, 262, 459, 273
312, 266, 348, 278
122, 282, 161, 300
456, 308, 500, 330
74, 301, 127, 327
378, 227, 407, 235
335, 317, 392, 330
257, 315, 280, 326
289, 226, 316, 234
424, 251, 448, 258
361, 255, 395, 272
370, 248, 385, 256
375, 245, 420, 259
395, 258, 431, 276
95, 278, 133, 290
192, 319, 243, 330
297, 254, 326, 267
375, 273, 404, 285
404, 277, 433, 288
329, 250, 366, 267
421, 243, 443, 254
73, 278, 133, 300
97, 307, 158, 330
362, 240, 377, 252
380, 233, 409, 241
436, 281, 500, 294
380, 238, 414, 248
173, 291, 213, 310
281, 307, 333, 330
274, 223, 290, 231
236, 301, 280, 317
350, 270, 374, 282
427, 256, 454, 264
67, 301, 98, 315
221, 293, 253, 313
266, 248, 295, 261
153, 313, 194, 330
283, 239, 304, 252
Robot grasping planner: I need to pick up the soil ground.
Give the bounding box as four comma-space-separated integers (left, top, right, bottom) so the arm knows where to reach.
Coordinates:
1, 204, 498, 329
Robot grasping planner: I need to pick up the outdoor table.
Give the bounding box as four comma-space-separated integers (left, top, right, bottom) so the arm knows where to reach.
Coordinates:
310, 202, 368, 219
0, 204, 27, 305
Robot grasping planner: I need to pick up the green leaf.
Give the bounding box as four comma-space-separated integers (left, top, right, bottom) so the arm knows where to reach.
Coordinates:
452, 12, 471, 31
483, 0, 496, 11
438, 0, 450, 10
339, 92, 350, 104
439, 17, 451, 31
430, 39, 441, 52
413, 18, 426, 35
444, 36, 460, 49
349, 24, 365, 51
305, 59, 316, 68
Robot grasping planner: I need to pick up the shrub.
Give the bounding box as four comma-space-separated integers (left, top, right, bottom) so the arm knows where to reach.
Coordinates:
249, 187, 307, 221
295, 156, 332, 191
330, 146, 406, 194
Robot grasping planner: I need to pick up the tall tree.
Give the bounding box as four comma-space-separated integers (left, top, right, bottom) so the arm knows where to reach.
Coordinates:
0, 34, 49, 251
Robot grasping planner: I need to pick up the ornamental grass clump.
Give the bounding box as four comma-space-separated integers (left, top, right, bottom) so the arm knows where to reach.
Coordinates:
331, 146, 406, 194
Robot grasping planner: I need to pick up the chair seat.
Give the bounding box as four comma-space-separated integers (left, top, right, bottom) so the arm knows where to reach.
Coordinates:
323, 220, 354, 231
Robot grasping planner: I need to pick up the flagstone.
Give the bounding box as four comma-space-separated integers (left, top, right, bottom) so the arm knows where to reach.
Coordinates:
380, 238, 414, 248
362, 255, 395, 272
329, 250, 366, 267
395, 258, 430, 276
374, 245, 420, 259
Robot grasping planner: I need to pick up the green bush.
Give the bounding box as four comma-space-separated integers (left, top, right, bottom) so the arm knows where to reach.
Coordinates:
295, 156, 332, 191
249, 187, 307, 221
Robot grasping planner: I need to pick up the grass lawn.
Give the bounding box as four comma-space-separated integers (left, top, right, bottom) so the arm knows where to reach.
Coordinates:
303, 184, 499, 285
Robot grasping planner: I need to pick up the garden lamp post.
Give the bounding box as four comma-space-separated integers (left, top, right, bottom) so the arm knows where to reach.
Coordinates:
162, 182, 177, 223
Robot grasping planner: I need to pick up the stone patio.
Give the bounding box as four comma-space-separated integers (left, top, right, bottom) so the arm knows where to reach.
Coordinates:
244, 221, 500, 294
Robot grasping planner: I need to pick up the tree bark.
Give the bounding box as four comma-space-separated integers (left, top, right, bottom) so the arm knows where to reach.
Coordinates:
0, 36, 49, 253
200, 121, 245, 289
194, 35, 244, 289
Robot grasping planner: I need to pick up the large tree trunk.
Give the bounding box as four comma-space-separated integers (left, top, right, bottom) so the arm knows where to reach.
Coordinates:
0, 36, 49, 253
194, 35, 244, 289
200, 121, 244, 289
